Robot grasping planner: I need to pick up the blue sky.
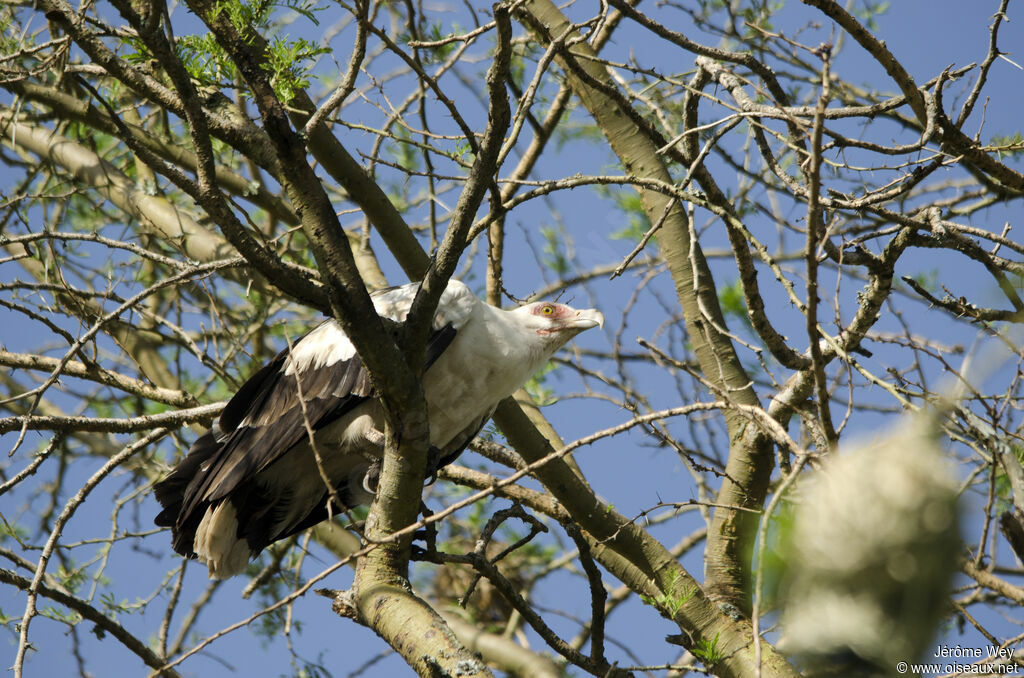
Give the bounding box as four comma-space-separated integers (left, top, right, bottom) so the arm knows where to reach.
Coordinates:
2, 0, 1024, 676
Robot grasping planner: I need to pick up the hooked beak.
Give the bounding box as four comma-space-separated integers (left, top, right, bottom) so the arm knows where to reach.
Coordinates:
571, 308, 604, 331
537, 307, 605, 336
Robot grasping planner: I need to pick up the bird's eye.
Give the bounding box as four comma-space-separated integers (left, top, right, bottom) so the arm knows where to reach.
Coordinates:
541, 304, 555, 315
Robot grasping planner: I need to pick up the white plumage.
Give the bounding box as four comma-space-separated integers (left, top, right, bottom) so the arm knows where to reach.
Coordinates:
155, 280, 602, 578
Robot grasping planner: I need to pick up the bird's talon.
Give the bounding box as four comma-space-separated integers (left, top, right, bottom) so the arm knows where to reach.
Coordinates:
362, 460, 381, 496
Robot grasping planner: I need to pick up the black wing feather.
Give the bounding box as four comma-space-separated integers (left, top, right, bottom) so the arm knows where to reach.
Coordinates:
217, 349, 288, 435
172, 353, 371, 537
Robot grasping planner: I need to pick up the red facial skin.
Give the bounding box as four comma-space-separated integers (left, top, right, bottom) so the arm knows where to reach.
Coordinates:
531, 302, 584, 335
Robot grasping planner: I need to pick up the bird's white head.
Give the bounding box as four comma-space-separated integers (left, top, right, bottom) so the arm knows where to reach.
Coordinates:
512, 300, 604, 343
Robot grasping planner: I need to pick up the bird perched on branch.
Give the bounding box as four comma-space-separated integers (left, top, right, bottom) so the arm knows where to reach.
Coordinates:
154, 279, 603, 579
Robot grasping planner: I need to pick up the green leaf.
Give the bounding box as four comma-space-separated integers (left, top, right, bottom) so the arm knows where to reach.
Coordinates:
540, 225, 572, 278
991, 132, 1024, 160
638, 570, 695, 618
692, 632, 724, 666
175, 0, 328, 102
524, 359, 558, 406
719, 279, 749, 324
